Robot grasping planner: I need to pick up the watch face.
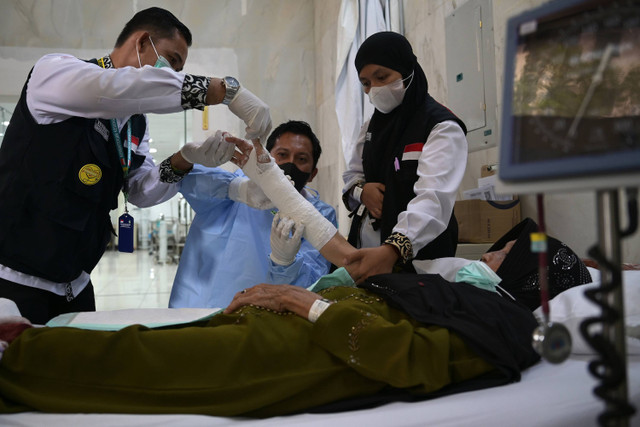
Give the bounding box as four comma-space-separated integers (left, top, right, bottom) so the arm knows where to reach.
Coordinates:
224, 76, 240, 88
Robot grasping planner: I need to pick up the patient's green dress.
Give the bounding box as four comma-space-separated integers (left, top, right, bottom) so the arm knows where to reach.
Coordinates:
0, 286, 492, 417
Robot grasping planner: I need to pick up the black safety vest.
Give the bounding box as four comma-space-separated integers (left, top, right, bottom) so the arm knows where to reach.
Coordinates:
384, 98, 465, 263
0, 60, 146, 282
349, 96, 467, 267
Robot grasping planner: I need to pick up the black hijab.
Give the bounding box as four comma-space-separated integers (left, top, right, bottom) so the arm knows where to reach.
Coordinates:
354, 32, 430, 183
489, 218, 592, 311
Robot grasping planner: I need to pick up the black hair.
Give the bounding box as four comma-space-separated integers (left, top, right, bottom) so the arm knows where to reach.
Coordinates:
266, 120, 322, 168
115, 7, 192, 48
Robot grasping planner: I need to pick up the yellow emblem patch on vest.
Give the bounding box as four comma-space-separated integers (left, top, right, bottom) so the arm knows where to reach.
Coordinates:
78, 164, 102, 185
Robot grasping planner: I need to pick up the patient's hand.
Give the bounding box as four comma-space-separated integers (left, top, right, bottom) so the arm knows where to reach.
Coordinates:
224, 284, 322, 320
226, 136, 271, 168
218, 134, 252, 168
343, 245, 398, 284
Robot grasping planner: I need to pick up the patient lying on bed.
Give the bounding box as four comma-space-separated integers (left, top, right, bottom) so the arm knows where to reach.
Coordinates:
0, 136, 592, 418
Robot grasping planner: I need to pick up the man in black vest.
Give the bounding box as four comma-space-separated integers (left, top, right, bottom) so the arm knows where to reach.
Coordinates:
0, 7, 272, 324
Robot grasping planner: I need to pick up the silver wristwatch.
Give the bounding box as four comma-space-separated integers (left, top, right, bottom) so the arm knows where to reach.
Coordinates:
221, 76, 240, 105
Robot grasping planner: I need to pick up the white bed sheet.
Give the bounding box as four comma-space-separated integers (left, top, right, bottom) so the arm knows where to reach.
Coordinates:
1, 356, 638, 427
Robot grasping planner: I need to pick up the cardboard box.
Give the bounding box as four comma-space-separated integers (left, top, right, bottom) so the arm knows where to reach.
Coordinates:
455, 199, 521, 243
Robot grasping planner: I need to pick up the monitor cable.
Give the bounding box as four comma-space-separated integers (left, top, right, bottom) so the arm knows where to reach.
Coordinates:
580, 187, 637, 426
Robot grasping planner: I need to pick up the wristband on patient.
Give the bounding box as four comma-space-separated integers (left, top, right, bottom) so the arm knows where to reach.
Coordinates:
241, 147, 337, 250
308, 298, 333, 323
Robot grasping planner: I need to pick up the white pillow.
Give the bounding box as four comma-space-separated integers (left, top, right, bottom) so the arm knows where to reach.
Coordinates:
534, 267, 640, 355
0, 298, 22, 319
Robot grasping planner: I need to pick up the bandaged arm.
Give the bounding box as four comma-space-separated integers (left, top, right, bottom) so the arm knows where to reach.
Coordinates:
241, 148, 355, 266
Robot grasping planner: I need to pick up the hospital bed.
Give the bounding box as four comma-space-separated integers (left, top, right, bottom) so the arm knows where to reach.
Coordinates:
1, 267, 639, 427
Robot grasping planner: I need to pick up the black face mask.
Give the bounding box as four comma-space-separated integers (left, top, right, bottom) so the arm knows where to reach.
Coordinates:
278, 162, 311, 192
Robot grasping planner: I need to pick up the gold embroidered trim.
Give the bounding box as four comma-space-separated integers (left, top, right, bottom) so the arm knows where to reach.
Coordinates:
384, 232, 413, 263
347, 310, 375, 366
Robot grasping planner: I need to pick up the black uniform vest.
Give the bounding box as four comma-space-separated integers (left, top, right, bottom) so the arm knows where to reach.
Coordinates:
0, 60, 146, 282
349, 96, 467, 266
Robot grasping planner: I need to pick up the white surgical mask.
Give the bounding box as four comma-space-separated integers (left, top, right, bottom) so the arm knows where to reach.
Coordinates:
367, 71, 414, 113
136, 36, 172, 69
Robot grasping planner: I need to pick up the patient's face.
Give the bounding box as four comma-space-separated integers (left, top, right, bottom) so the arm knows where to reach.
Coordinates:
481, 240, 516, 272
270, 132, 318, 183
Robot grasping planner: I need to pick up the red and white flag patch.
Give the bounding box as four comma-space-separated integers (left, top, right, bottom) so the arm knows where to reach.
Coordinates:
401, 143, 424, 161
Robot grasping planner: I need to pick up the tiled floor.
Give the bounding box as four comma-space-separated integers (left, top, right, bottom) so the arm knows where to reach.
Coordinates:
91, 247, 179, 311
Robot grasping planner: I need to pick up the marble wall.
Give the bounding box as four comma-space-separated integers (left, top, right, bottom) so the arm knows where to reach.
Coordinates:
312, 0, 348, 234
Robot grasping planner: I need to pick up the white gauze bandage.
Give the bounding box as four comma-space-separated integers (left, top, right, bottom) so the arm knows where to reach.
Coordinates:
242, 148, 337, 250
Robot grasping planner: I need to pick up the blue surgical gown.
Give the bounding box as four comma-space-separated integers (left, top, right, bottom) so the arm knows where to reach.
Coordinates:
169, 165, 337, 309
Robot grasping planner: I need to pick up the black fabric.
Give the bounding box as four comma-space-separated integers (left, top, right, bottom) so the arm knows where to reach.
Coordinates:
0, 277, 96, 325
360, 274, 541, 381
310, 273, 540, 414
355, 32, 417, 81
488, 218, 592, 311
0, 60, 146, 283
350, 32, 466, 260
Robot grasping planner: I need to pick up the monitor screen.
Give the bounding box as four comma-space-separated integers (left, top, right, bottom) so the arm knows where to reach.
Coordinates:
498, 0, 640, 193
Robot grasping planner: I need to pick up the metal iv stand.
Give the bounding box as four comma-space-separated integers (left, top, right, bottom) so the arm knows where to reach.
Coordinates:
582, 189, 636, 427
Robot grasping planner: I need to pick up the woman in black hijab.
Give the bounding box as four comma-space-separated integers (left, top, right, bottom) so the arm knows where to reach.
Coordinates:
488, 217, 592, 311
342, 32, 468, 276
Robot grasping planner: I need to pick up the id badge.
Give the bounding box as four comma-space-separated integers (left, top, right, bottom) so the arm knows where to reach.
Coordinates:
118, 213, 134, 253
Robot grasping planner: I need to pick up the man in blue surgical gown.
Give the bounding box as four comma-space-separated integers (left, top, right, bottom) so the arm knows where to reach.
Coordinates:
169, 121, 337, 308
